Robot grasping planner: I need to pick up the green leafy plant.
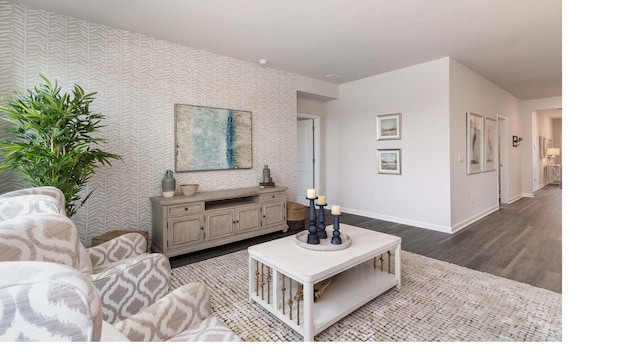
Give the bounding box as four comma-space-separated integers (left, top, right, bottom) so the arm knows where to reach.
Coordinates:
0, 74, 122, 217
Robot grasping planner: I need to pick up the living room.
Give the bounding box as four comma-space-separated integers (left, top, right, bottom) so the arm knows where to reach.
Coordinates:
0, 0, 562, 244
2, 0, 630, 355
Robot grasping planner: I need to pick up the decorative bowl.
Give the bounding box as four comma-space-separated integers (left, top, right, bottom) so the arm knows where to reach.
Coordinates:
180, 184, 199, 196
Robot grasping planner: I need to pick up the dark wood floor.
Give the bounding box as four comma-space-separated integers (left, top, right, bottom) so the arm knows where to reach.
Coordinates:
170, 185, 562, 293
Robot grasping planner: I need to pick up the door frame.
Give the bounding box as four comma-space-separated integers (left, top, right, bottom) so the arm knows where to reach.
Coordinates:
297, 113, 322, 204
497, 114, 509, 204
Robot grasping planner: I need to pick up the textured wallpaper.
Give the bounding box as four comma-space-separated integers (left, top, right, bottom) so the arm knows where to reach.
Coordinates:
0, 1, 297, 245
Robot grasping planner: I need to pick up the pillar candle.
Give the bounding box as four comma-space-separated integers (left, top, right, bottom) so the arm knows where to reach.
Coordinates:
307, 188, 316, 198
317, 195, 326, 205
331, 205, 341, 215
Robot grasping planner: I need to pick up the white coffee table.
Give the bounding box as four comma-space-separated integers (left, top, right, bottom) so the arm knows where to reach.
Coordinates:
248, 223, 401, 341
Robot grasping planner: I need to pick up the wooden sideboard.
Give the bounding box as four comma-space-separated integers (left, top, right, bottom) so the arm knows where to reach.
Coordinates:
150, 186, 288, 257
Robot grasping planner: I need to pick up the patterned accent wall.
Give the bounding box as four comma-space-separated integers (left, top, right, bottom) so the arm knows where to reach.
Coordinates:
0, 1, 297, 245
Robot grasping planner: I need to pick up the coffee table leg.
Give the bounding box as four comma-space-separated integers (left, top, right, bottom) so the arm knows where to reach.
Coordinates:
303, 281, 314, 341
395, 244, 402, 289
248, 256, 256, 303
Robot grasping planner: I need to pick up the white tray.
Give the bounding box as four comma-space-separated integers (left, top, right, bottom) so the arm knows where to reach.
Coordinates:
294, 230, 351, 251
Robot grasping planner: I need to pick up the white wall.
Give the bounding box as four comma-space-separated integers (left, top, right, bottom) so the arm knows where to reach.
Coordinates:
297, 97, 324, 117
553, 118, 562, 165
449, 59, 522, 230
0, 1, 298, 245
324, 58, 452, 232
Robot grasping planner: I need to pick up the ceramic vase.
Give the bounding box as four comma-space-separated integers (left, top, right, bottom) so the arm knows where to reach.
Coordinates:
162, 170, 176, 197
263, 165, 272, 183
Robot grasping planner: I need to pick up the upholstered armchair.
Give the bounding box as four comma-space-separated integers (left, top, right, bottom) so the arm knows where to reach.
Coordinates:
0, 186, 66, 220
0, 186, 67, 217
0, 187, 171, 323
0, 261, 241, 341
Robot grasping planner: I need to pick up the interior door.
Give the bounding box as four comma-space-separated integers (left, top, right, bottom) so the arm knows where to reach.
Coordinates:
297, 118, 314, 204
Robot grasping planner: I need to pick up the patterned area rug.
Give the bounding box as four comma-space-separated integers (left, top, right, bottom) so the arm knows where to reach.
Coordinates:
170, 250, 561, 341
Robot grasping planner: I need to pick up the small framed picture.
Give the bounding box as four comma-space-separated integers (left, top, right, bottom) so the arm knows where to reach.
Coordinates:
484, 117, 497, 172
466, 112, 483, 175
376, 113, 401, 140
377, 149, 401, 175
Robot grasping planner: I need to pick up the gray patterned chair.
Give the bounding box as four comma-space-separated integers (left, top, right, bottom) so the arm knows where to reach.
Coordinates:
0, 261, 241, 341
0, 187, 171, 323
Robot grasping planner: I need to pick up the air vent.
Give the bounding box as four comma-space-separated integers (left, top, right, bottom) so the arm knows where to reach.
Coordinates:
324, 74, 343, 80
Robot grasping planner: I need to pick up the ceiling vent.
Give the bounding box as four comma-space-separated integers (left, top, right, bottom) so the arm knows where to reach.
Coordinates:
324, 74, 343, 81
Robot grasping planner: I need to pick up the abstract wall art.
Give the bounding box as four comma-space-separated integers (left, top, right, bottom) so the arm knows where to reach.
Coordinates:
466, 112, 484, 175
484, 117, 497, 172
175, 104, 253, 172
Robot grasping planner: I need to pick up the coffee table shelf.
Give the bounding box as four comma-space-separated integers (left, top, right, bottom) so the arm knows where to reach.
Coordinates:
248, 224, 401, 341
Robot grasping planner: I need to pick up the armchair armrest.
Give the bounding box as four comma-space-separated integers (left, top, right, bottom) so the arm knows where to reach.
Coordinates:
86, 232, 147, 267
0, 261, 102, 341
90, 253, 171, 323
113, 282, 211, 341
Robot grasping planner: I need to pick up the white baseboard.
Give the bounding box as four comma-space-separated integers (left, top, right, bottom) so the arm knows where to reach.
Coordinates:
450, 205, 500, 234
340, 207, 454, 234
507, 194, 524, 203
341, 205, 502, 235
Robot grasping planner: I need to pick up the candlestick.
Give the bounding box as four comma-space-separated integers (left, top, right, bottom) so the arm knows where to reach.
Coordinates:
317, 203, 327, 239
331, 205, 341, 215
306, 196, 319, 244
306, 188, 316, 199
317, 195, 326, 205
331, 214, 342, 245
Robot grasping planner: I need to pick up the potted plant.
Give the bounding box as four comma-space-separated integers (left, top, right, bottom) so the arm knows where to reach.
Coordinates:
0, 74, 122, 217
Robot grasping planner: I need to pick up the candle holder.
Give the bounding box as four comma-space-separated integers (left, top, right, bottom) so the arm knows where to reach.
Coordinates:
317, 203, 327, 239
331, 214, 342, 245
306, 197, 320, 245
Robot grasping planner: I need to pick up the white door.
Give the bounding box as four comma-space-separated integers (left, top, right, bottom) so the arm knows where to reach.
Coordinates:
297, 118, 314, 204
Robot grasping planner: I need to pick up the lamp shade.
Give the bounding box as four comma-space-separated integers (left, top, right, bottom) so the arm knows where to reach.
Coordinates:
547, 147, 560, 156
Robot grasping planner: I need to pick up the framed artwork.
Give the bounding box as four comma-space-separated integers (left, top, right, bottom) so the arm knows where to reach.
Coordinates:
376, 113, 401, 140
174, 104, 253, 172
484, 117, 497, 172
377, 149, 401, 175
547, 138, 553, 156
466, 112, 483, 175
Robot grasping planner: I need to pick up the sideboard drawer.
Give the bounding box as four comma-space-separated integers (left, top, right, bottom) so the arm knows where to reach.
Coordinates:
168, 203, 203, 216
260, 192, 285, 203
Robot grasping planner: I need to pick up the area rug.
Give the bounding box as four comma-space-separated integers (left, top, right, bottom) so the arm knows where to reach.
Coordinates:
170, 250, 561, 341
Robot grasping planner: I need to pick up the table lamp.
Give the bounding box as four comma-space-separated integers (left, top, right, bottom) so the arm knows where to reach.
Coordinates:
547, 147, 560, 165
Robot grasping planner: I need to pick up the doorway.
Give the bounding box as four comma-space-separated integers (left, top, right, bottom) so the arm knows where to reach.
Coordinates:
296, 114, 320, 205
498, 115, 509, 204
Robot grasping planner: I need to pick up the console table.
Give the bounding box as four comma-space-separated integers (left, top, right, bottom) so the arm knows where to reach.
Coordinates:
150, 186, 288, 257
547, 164, 562, 188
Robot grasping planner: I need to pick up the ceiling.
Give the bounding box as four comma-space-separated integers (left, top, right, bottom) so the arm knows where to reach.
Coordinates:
10, 0, 562, 100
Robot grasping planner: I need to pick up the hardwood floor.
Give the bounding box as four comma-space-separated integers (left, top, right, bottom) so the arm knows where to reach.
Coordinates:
170, 185, 562, 293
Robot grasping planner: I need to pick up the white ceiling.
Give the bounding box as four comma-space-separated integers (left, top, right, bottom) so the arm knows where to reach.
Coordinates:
10, 0, 562, 100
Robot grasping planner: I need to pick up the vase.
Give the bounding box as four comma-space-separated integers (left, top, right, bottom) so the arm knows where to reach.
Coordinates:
262, 165, 272, 183
162, 170, 176, 197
